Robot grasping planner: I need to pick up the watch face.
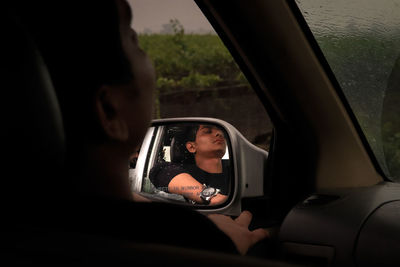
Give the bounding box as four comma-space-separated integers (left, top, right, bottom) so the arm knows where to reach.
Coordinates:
202, 187, 216, 197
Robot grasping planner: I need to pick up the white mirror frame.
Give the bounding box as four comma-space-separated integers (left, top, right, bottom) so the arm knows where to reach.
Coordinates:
132, 117, 268, 216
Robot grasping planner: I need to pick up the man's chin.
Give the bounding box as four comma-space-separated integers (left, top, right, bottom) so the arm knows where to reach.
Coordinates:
215, 149, 226, 159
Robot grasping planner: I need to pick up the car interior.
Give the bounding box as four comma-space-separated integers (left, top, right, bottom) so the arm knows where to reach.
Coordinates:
0, 10, 295, 266
4, 0, 400, 266
142, 125, 196, 202
170, 128, 197, 165
2, 2, 291, 266
153, 123, 231, 202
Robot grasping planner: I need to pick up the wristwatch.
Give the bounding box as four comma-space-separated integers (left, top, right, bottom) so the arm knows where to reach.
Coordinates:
200, 184, 220, 205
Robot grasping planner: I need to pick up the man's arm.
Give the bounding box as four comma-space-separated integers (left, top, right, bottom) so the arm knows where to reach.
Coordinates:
208, 211, 270, 255
168, 173, 227, 205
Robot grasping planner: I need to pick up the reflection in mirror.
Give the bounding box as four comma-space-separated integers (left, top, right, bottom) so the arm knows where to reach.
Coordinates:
137, 123, 231, 206
128, 145, 141, 190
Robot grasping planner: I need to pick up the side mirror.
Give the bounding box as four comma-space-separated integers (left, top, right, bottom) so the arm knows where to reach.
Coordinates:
130, 117, 268, 216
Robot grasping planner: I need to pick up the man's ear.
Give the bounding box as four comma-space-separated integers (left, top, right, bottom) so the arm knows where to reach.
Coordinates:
95, 85, 129, 142
186, 142, 196, 154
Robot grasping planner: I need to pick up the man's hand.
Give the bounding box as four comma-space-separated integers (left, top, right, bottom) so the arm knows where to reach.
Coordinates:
208, 211, 269, 255
210, 193, 228, 205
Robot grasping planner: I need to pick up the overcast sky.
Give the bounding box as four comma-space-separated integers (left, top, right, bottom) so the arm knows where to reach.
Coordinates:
127, 0, 215, 33
127, 0, 400, 35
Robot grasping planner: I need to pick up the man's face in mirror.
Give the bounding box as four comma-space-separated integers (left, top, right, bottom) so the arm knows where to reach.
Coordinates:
186, 125, 226, 159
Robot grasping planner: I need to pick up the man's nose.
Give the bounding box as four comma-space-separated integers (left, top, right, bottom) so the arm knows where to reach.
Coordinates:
215, 129, 224, 138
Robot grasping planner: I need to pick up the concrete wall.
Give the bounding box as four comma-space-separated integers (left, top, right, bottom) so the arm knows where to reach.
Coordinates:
156, 85, 273, 150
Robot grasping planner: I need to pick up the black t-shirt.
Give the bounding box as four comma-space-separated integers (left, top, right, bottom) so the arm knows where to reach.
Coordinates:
149, 161, 230, 195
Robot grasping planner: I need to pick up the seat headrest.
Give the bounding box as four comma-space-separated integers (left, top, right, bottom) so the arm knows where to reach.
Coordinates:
2, 11, 65, 205
170, 137, 195, 165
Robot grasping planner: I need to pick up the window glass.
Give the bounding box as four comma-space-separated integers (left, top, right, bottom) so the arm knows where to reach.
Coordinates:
128, 0, 273, 152
296, 0, 400, 181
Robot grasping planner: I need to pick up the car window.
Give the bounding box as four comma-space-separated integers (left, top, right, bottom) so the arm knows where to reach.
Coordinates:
295, 0, 400, 181
128, 0, 273, 152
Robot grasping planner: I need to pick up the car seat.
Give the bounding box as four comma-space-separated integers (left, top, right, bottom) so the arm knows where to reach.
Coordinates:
2, 9, 65, 210
170, 135, 195, 164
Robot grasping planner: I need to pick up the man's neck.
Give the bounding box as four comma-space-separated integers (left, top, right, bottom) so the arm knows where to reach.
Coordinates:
76, 144, 133, 201
194, 157, 223, 173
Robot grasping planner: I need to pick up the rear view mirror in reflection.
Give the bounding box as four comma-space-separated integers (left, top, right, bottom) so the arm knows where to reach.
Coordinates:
130, 118, 268, 215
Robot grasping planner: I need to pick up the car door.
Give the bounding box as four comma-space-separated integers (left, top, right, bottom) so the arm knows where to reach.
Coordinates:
195, 0, 400, 266
128, 0, 400, 265
159, 0, 399, 265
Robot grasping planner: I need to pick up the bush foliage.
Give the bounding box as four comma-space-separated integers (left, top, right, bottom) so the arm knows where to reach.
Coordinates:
138, 21, 245, 94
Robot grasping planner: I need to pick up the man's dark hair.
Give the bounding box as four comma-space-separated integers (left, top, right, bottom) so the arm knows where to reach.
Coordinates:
170, 124, 199, 164
17, 0, 133, 146
179, 124, 199, 144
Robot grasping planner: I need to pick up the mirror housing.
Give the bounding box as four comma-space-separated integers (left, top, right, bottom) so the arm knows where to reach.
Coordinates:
133, 117, 268, 216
